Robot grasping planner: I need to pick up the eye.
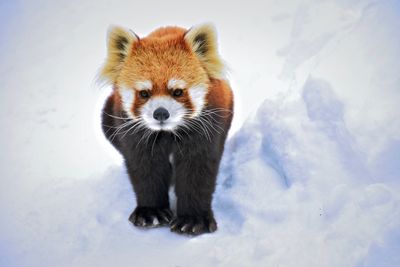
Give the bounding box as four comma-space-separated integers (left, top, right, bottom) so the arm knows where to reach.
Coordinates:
173, 89, 184, 97
139, 90, 150, 99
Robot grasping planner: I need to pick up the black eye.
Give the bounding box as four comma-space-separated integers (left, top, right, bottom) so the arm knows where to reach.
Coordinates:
139, 90, 150, 99
173, 89, 183, 97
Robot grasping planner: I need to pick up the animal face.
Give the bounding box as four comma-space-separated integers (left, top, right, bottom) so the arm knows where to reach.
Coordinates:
118, 41, 209, 131
100, 24, 225, 132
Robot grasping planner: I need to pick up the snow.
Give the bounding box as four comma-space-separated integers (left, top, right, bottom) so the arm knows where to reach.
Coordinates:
1, 0, 399, 266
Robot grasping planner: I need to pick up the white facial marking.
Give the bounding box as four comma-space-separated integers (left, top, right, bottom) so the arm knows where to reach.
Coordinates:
119, 87, 136, 119
141, 96, 186, 131
188, 84, 208, 117
135, 80, 153, 90
168, 79, 187, 89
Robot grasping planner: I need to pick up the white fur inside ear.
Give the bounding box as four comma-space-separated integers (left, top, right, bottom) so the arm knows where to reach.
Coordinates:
119, 87, 136, 119
189, 85, 208, 117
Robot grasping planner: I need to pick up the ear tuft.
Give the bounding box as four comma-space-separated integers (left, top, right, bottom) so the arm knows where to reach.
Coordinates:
100, 26, 139, 84
185, 23, 225, 79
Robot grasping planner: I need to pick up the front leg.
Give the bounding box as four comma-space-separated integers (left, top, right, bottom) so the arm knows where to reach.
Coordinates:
171, 134, 225, 235
124, 134, 173, 228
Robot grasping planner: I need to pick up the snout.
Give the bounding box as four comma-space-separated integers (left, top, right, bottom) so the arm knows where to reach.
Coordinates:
153, 107, 170, 122
141, 97, 185, 131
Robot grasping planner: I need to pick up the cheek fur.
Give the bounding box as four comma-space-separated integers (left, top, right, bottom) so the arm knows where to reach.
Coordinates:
188, 85, 208, 117
173, 92, 193, 114
118, 87, 136, 119
132, 91, 150, 117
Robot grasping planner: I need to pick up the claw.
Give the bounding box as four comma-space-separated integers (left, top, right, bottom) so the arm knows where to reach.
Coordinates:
159, 213, 171, 223
191, 224, 204, 235
170, 219, 179, 231
180, 224, 191, 232
152, 217, 160, 226
208, 221, 217, 232
135, 216, 145, 227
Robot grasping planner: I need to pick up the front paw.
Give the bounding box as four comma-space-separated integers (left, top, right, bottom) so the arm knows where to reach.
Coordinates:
170, 214, 217, 235
129, 207, 173, 228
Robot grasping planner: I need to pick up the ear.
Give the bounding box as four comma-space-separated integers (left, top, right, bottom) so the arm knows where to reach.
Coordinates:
100, 26, 139, 84
184, 23, 225, 79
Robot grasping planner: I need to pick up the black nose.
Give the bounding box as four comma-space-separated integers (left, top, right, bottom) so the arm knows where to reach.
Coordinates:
153, 107, 170, 122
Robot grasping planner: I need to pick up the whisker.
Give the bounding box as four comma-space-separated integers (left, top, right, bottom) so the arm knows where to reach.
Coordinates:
109, 120, 136, 142
182, 120, 204, 138
151, 131, 160, 156
145, 130, 154, 146
103, 111, 130, 121
120, 121, 143, 140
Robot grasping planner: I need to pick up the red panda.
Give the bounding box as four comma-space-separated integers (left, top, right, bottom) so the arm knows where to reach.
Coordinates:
100, 24, 233, 235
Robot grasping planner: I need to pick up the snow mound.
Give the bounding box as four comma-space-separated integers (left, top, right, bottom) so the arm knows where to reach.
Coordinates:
216, 77, 400, 266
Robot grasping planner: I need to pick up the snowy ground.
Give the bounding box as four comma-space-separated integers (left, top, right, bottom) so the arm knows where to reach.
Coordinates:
1, 0, 400, 266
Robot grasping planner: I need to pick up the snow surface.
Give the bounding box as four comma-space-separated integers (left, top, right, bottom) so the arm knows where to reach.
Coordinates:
1, 0, 400, 266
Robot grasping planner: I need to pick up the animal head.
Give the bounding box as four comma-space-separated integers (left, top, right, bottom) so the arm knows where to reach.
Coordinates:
100, 24, 225, 131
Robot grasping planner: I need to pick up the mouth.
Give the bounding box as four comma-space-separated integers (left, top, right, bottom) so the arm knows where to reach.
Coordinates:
147, 120, 177, 131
